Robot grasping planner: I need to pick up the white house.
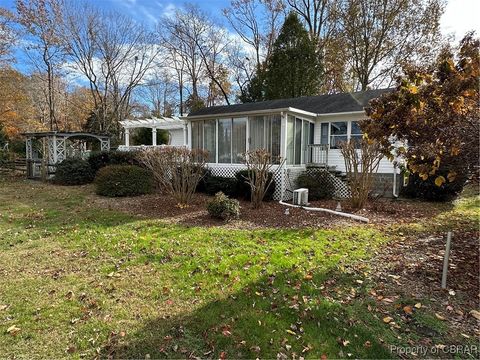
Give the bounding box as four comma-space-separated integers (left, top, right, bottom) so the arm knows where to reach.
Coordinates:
119, 89, 401, 200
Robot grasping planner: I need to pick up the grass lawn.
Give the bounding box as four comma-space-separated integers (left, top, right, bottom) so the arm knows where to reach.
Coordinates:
0, 179, 478, 359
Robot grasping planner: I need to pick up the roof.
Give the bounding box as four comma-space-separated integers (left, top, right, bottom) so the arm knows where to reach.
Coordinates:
188, 88, 392, 117
120, 117, 185, 130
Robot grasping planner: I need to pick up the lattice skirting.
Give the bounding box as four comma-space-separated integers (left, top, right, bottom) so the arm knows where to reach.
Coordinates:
205, 164, 351, 201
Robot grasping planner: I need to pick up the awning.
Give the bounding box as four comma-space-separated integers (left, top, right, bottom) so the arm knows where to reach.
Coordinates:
119, 117, 186, 130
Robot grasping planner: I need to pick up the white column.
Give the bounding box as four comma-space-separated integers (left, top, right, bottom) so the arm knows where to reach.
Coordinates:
152, 127, 157, 146
183, 124, 188, 146
125, 128, 130, 147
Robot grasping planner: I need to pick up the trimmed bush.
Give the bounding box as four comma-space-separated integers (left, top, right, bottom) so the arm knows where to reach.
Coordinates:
88, 150, 141, 174
207, 192, 240, 221
54, 158, 94, 185
235, 169, 276, 201
203, 174, 238, 197
95, 165, 153, 197
402, 168, 467, 201
297, 169, 335, 200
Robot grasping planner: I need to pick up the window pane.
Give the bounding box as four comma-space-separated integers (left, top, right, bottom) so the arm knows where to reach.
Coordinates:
191, 121, 203, 150
218, 119, 231, 163
302, 121, 309, 164
320, 123, 329, 145
309, 122, 314, 144
249, 116, 264, 150
286, 115, 294, 165
351, 121, 362, 135
204, 120, 216, 162
232, 118, 246, 163
330, 135, 347, 149
295, 118, 302, 165
331, 122, 347, 135
271, 115, 281, 163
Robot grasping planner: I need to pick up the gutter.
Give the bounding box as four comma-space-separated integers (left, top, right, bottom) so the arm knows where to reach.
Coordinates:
392, 162, 399, 198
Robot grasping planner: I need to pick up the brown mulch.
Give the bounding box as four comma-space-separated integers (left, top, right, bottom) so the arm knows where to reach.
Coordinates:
90, 191, 452, 229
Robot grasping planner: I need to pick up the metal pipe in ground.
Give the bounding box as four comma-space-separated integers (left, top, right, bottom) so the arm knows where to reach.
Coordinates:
441, 231, 453, 289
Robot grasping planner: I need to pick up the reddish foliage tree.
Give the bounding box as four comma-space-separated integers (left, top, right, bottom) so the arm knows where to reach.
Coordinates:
363, 33, 480, 186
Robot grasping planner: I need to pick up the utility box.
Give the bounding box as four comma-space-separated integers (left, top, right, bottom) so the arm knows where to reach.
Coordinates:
293, 188, 309, 206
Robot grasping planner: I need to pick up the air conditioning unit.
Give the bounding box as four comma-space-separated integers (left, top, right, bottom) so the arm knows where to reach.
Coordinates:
293, 188, 309, 206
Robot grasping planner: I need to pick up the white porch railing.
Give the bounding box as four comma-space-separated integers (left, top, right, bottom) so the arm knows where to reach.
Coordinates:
306, 144, 329, 166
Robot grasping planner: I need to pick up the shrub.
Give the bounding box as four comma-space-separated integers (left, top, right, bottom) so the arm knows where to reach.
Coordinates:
203, 174, 238, 197
54, 158, 94, 185
88, 150, 141, 174
207, 192, 240, 221
297, 169, 335, 200
95, 165, 153, 197
137, 147, 207, 204
402, 167, 468, 201
235, 169, 276, 202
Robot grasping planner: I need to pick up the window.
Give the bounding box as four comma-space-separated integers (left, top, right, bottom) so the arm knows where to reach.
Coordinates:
295, 118, 302, 164
330, 121, 348, 149
350, 121, 362, 148
232, 118, 246, 163
286, 116, 295, 165
204, 120, 216, 162
248, 115, 281, 163
320, 123, 329, 145
218, 119, 232, 163
191, 121, 203, 150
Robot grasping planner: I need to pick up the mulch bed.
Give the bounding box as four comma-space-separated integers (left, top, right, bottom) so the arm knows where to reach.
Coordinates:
90, 190, 451, 229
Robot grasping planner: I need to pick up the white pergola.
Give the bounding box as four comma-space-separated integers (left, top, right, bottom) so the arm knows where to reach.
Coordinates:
119, 117, 187, 147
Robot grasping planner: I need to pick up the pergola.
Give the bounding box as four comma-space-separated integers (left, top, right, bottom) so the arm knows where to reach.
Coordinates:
119, 117, 187, 147
23, 131, 110, 178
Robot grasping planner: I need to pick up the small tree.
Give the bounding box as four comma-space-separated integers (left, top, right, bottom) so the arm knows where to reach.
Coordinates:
243, 148, 283, 209
137, 147, 207, 205
340, 138, 383, 209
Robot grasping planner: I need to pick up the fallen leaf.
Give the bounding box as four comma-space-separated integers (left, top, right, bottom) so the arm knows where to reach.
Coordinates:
448, 289, 456, 296
304, 273, 313, 280
403, 306, 413, 315
469, 310, 480, 320
414, 303, 422, 309
0, 305, 8, 311
286, 329, 296, 336
435, 313, 446, 321
6, 325, 20, 335
383, 316, 393, 324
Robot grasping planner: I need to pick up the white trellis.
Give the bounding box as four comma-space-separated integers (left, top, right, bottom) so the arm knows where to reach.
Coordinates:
23, 131, 111, 179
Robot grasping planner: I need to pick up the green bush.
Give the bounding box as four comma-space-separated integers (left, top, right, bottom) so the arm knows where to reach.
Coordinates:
88, 150, 141, 174
235, 169, 276, 201
54, 158, 94, 185
207, 192, 240, 221
297, 169, 335, 200
95, 165, 153, 197
402, 167, 468, 201
203, 174, 238, 197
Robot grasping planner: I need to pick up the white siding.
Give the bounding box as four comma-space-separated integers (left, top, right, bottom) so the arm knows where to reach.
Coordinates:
169, 129, 185, 146
313, 113, 396, 174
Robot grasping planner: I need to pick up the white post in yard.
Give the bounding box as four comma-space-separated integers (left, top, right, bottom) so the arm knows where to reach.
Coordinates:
441, 231, 452, 289
152, 127, 157, 146
125, 128, 130, 147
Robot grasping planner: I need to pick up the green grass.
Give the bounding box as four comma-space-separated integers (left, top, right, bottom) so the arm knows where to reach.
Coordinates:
0, 179, 478, 359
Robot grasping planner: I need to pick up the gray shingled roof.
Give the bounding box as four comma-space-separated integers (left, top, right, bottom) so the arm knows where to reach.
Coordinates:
188, 88, 392, 117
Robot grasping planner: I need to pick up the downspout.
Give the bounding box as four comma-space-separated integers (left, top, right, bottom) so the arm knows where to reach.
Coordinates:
392, 162, 399, 198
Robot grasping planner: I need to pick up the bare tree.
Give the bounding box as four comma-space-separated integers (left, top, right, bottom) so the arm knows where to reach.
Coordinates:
336, 0, 445, 90
223, 0, 285, 70
61, 2, 160, 134
0, 7, 16, 64
137, 71, 177, 117
16, 0, 65, 131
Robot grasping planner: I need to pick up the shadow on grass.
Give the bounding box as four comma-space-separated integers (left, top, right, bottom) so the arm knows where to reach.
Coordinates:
101, 270, 394, 359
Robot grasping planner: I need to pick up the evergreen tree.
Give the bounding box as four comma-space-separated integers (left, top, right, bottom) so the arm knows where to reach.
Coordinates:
243, 12, 322, 102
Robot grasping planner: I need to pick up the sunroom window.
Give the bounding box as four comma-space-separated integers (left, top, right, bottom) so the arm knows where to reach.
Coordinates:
286, 115, 313, 165
248, 114, 281, 163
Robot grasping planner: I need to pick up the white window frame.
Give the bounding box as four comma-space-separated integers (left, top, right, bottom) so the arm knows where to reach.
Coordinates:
320, 120, 363, 150
286, 114, 315, 166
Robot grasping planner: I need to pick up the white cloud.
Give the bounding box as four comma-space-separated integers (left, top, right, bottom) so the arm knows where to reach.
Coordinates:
441, 0, 480, 42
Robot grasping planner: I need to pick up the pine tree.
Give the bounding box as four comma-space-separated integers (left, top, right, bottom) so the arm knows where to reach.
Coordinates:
243, 12, 322, 102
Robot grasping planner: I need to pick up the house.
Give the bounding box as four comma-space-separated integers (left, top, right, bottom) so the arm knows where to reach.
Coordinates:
119, 89, 401, 200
